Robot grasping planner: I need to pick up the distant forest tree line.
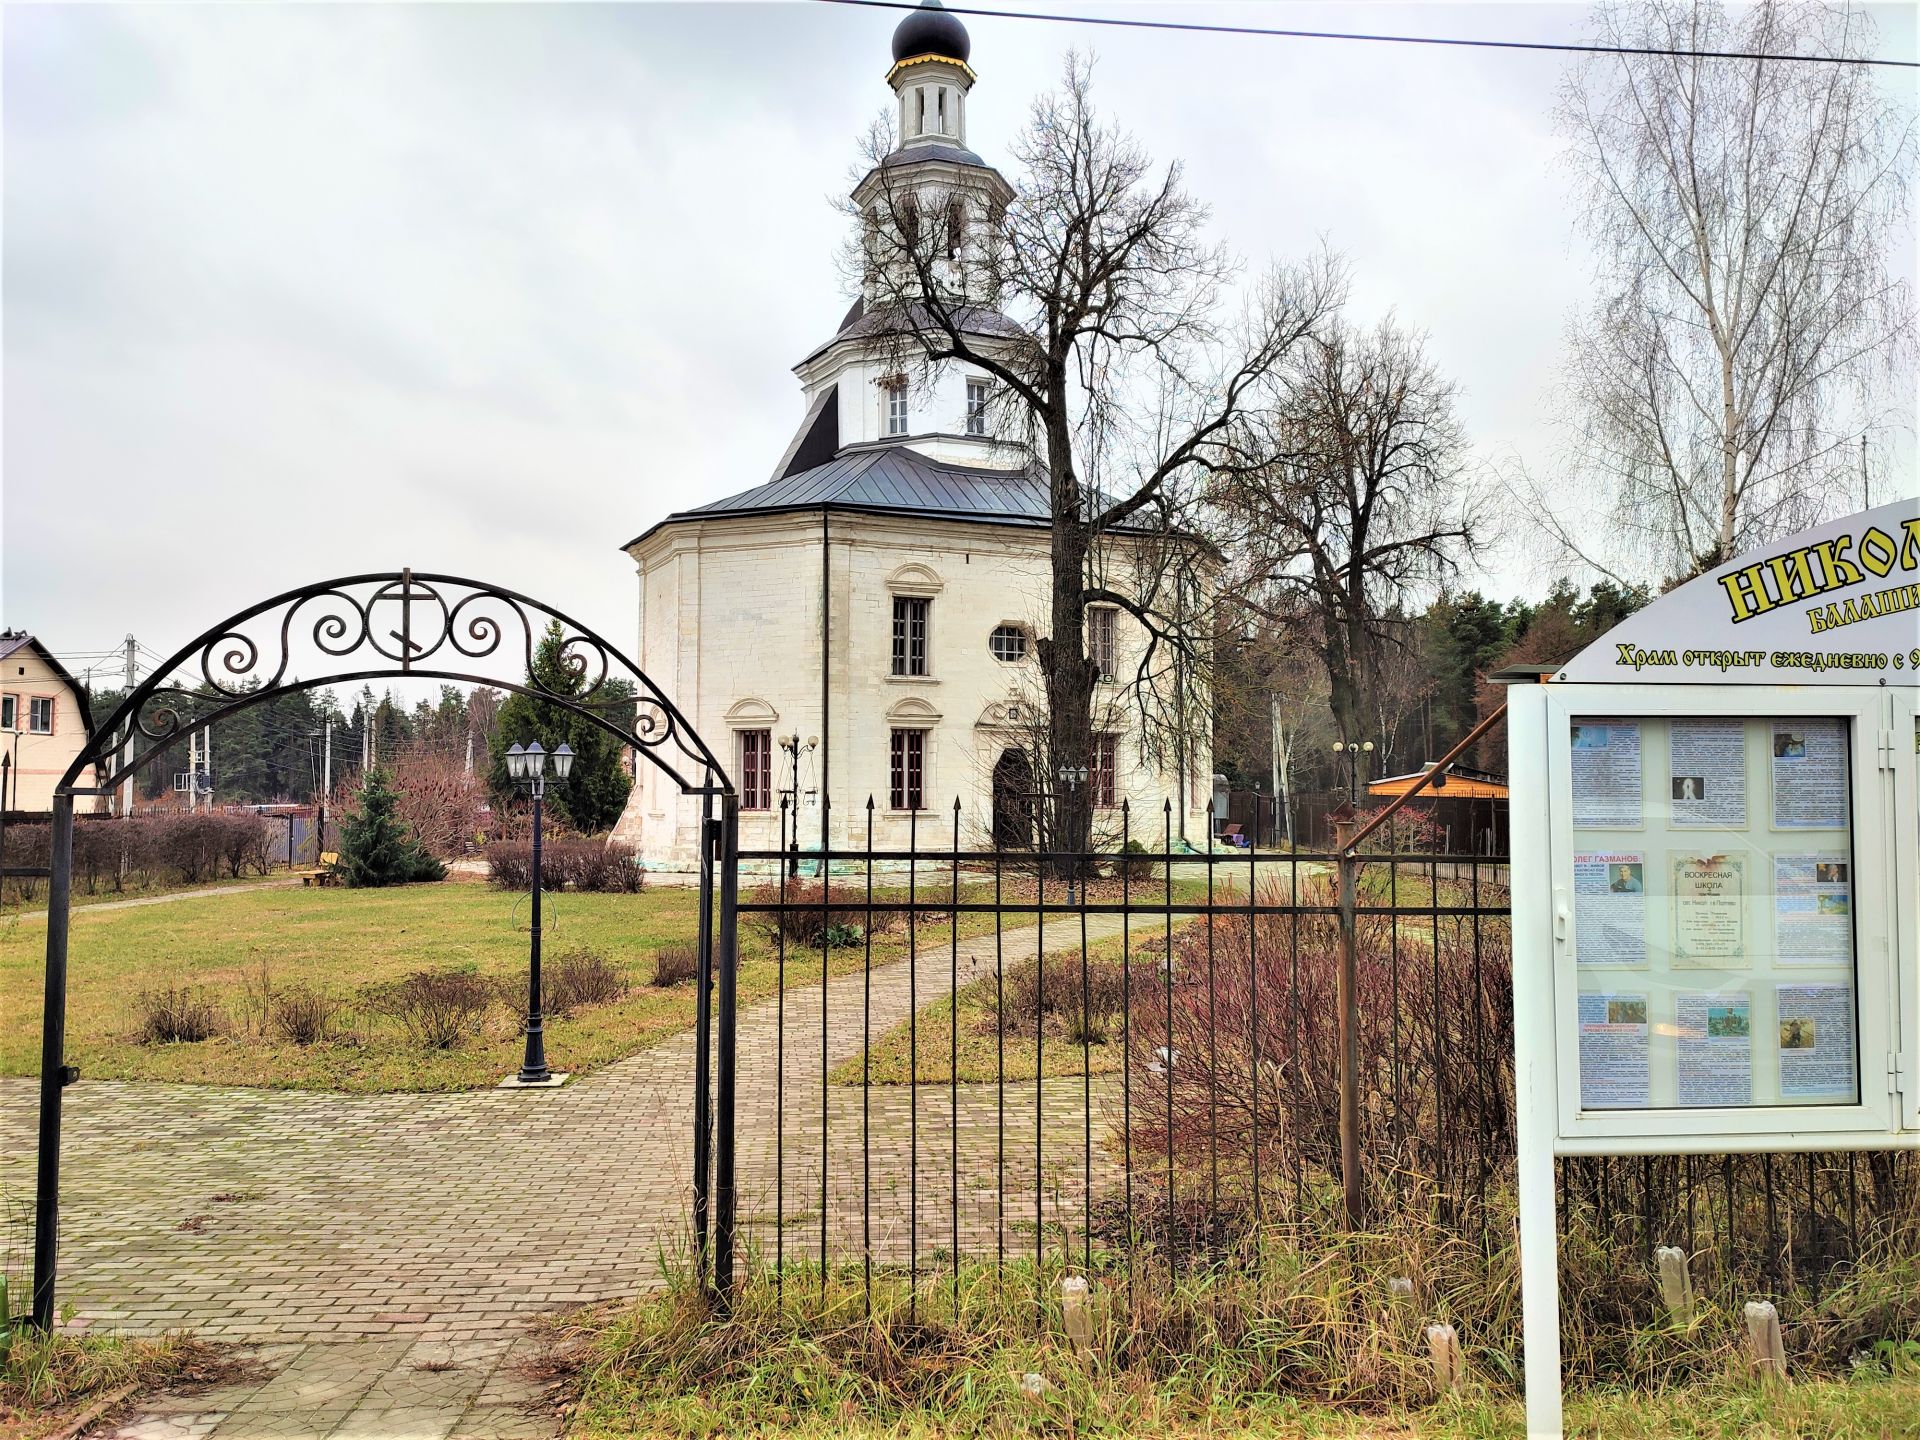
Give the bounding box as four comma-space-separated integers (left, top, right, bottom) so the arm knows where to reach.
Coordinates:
1211, 579, 1648, 803
87, 622, 638, 835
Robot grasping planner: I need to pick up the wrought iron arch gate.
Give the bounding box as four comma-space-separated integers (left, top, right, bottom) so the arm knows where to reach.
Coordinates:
20, 570, 744, 1330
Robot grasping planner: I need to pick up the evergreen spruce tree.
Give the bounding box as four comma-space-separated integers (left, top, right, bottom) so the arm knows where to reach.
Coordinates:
487, 621, 634, 833
334, 766, 446, 886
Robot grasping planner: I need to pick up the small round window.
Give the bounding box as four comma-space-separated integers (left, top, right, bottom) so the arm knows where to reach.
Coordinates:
989, 625, 1028, 663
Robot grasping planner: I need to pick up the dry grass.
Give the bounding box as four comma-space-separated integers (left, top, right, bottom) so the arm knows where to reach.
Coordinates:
555, 1187, 1920, 1439
0, 1328, 249, 1440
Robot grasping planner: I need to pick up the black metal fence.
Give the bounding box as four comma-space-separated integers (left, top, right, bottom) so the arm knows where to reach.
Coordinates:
692, 792, 1913, 1317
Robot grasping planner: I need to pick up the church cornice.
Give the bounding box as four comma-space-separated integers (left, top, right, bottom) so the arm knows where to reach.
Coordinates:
887, 53, 976, 81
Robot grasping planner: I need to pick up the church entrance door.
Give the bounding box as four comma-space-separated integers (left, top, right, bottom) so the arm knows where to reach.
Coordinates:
991, 747, 1035, 849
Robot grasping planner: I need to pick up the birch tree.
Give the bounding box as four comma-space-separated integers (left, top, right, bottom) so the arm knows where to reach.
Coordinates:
1544, 0, 1915, 581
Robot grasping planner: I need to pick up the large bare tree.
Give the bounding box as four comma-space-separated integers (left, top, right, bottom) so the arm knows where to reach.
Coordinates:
1225, 315, 1481, 751
849, 55, 1342, 858
1538, 0, 1915, 582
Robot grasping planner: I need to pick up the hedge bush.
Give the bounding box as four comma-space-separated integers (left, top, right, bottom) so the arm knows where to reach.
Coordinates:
485, 839, 643, 893
1, 812, 276, 902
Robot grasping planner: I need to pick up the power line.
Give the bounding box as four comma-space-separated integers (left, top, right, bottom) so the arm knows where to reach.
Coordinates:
813, 0, 1918, 68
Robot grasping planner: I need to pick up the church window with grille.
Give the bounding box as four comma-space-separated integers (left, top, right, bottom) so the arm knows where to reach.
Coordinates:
738, 729, 772, 811
988, 624, 1026, 663
889, 729, 926, 811
892, 595, 930, 676
884, 379, 909, 436
1087, 607, 1118, 681
1094, 733, 1118, 807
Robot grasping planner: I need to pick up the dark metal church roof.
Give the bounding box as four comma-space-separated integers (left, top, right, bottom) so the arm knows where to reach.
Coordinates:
799, 301, 1028, 369
623, 445, 1165, 551
626, 447, 1052, 550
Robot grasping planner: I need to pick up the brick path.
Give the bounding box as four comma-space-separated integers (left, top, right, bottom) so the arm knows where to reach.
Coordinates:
104, 1337, 554, 1440
2, 913, 1156, 1433
5, 875, 301, 924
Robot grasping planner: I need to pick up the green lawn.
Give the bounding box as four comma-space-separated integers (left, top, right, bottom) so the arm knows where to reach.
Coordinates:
0, 879, 977, 1093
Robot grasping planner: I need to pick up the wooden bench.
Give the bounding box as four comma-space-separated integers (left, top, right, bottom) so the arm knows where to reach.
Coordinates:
299, 851, 341, 887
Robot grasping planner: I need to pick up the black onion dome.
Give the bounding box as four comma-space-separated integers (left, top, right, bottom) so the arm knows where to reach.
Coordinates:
891, 1, 970, 64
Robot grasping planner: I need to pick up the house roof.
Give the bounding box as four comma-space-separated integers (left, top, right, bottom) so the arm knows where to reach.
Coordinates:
798, 300, 1029, 369
627, 447, 1043, 550
0, 631, 96, 736
1367, 763, 1508, 801
880, 141, 988, 170
624, 445, 1165, 550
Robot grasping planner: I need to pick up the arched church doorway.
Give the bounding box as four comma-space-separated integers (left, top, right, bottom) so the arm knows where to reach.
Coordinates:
991, 747, 1035, 849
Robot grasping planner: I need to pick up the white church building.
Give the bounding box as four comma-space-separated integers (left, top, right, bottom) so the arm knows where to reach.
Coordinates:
612, 2, 1210, 868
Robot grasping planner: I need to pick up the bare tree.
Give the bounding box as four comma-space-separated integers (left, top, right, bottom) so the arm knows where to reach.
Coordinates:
1210, 620, 1332, 847
1539, 0, 1915, 582
848, 54, 1343, 860
1226, 315, 1481, 749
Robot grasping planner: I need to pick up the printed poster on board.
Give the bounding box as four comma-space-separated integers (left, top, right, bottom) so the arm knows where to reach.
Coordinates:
1570, 720, 1642, 829
1573, 853, 1646, 967
1673, 854, 1745, 967
1773, 855, 1852, 965
1770, 720, 1848, 830
1776, 983, 1856, 1101
1676, 991, 1753, 1107
1669, 720, 1747, 827
1577, 992, 1649, 1108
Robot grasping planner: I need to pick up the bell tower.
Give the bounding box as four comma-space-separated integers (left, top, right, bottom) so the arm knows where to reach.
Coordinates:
887, 0, 974, 149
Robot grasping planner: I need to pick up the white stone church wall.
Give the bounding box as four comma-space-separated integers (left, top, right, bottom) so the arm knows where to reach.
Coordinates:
612, 510, 1211, 870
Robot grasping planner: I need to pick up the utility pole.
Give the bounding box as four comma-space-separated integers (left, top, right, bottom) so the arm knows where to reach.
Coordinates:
119, 635, 136, 819
464, 727, 474, 776
319, 719, 333, 860
1862, 433, 1871, 508
186, 731, 198, 812
205, 724, 213, 807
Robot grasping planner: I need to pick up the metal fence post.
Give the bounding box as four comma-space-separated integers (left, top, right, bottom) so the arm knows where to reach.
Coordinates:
1334, 814, 1364, 1228
713, 793, 741, 1304
692, 785, 716, 1293
32, 792, 76, 1330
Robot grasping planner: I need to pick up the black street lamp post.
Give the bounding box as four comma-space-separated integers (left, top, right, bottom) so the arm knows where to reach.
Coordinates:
1056, 762, 1089, 905
1332, 739, 1374, 805
777, 733, 816, 879
504, 739, 574, 1086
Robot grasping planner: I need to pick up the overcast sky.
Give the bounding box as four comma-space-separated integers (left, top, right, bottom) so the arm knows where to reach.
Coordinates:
5, 0, 1916, 690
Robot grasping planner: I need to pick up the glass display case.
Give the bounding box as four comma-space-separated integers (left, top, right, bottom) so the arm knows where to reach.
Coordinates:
1541, 686, 1902, 1150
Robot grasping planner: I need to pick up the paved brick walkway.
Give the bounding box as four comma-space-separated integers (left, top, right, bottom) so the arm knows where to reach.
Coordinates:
5, 875, 301, 924
2, 913, 1150, 1344
105, 1336, 554, 1439
3, 911, 1159, 1440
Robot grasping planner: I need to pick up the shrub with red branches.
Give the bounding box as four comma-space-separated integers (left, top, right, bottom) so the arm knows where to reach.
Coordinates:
1125, 874, 1513, 1209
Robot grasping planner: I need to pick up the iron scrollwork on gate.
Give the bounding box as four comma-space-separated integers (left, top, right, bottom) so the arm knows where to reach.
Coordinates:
64, 568, 730, 796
